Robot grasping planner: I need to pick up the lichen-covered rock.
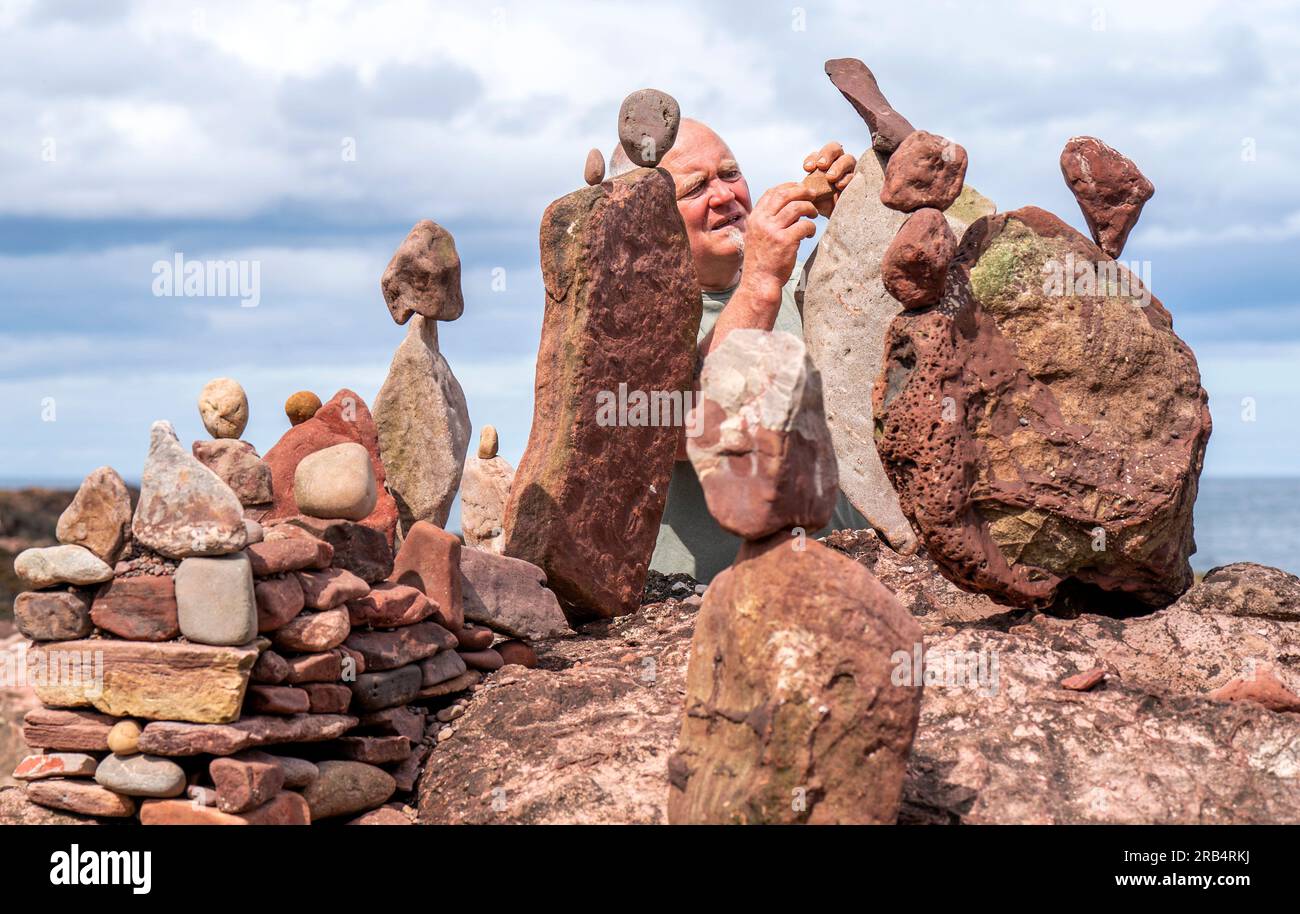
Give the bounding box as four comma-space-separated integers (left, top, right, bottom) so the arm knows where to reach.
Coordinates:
503, 167, 700, 623
55, 466, 132, 563
874, 206, 1211, 609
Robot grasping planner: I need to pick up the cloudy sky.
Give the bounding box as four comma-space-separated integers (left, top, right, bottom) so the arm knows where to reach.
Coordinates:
2, 0, 1297, 524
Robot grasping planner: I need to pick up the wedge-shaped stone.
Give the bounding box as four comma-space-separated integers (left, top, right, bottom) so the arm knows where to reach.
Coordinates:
136, 713, 357, 757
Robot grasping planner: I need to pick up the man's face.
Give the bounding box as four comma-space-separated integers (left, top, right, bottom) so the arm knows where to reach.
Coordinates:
660, 121, 753, 273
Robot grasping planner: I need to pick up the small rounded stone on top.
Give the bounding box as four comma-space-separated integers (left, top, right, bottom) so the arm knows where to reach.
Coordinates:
880, 130, 968, 213
198, 377, 249, 439
285, 390, 322, 426
478, 424, 498, 459
584, 147, 606, 186
618, 88, 681, 168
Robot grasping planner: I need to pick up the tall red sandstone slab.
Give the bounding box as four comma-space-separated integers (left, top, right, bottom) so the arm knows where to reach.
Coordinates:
502, 167, 700, 623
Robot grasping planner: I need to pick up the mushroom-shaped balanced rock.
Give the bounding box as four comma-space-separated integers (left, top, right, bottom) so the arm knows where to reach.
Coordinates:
381, 220, 465, 325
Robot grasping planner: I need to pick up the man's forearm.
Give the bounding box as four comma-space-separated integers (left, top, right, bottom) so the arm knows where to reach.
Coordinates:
697, 273, 785, 359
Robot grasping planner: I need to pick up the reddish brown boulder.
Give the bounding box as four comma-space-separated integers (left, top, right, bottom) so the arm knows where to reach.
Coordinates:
140, 791, 309, 825
246, 527, 332, 575
90, 575, 179, 641
881, 207, 957, 309
347, 582, 435, 628
192, 439, 274, 507
824, 58, 915, 157
668, 534, 922, 824
874, 206, 1210, 609
245, 684, 310, 715
495, 640, 538, 669
880, 130, 968, 212
389, 521, 462, 631
1059, 136, 1154, 259
261, 390, 399, 544
283, 516, 393, 582
296, 566, 370, 609
210, 750, 286, 813
254, 575, 305, 632
381, 220, 464, 325
686, 330, 838, 540
27, 779, 135, 818
502, 167, 700, 623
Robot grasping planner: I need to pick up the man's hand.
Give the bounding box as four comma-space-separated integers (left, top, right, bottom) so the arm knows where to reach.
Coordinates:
736, 182, 818, 305
802, 141, 857, 217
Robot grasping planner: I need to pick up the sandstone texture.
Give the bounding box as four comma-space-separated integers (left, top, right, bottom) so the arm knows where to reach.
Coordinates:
1060, 135, 1154, 259
293, 442, 378, 522
617, 88, 680, 167
381, 220, 465, 324
824, 57, 915, 156
880, 130, 968, 212
881, 207, 957, 309
459, 548, 569, 641
198, 377, 249, 439
460, 424, 514, 554
55, 466, 132, 563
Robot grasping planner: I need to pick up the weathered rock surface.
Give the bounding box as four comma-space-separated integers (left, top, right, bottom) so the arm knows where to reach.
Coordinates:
618, 88, 680, 167
874, 205, 1211, 609
174, 552, 259, 646
374, 316, 470, 533
192, 439, 274, 507
880, 130, 968, 212
261, 390, 399, 544
285, 390, 321, 426
133, 420, 248, 558
460, 424, 514, 554
824, 57, 915, 156
14, 544, 113, 589
272, 607, 350, 653
381, 220, 465, 324
801, 151, 990, 553
55, 466, 132, 563
1060, 135, 1154, 259
284, 516, 393, 582
21, 708, 116, 753
344, 621, 454, 671
686, 330, 837, 540
91, 575, 180, 641
881, 207, 957, 309
389, 521, 462, 631
247, 525, 332, 575
503, 166, 700, 623
198, 377, 249, 439
136, 713, 357, 757
297, 566, 370, 610
14, 589, 92, 641
459, 548, 569, 641
347, 581, 435, 628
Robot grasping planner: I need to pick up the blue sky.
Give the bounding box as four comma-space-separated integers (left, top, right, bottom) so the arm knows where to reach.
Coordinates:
2, 0, 1298, 533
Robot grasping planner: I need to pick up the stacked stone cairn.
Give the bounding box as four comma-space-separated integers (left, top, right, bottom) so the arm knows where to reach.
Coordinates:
11, 216, 574, 824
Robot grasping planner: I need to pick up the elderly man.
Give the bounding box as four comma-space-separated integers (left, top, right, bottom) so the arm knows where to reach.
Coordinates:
612, 118, 867, 583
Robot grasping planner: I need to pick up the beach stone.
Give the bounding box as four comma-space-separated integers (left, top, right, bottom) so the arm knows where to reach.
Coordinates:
198, 377, 249, 439
14, 589, 92, 641
419, 650, 467, 687
459, 648, 503, 672
617, 88, 680, 167
14, 545, 112, 590
192, 439, 274, 506
416, 669, 479, 700
22, 708, 115, 753
668, 534, 922, 823
824, 57, 915, 156
880, 130, 967, 212
881, 207, 957, 309
246, 684, 310, 715
460, 548, 569, 640
303, 760, 395, 820
254, 575, 305, 632
274, 755, 319, 789
335, 735, 411, 764
262, 390, 399, 544
293, 442, 378, 522
297, 566, 370, 609
344, 621, 455, 672
495, 640, 538, 669
687, 330, 838, 540
107, 720, 142, 755
284, 516, 393, 582
389, 521, 461, 630
284, 651, 343, 684
503, 167, 698, 623
272, 607, 350, 653
285, 390, 321, 426
1060, 135, 1154, 258
139, 791, 309, 825
30, 639, 259, 724
55, 466, 132, 563
174, 552, 258, 645
91, 575, 179, 641
874, 206, 1210, 609
210, 751, 286, 813
360, 706, 425, 742
382, 219, 465, 324
374, 315, 471, 532
302, 682, 352, 713
584, 147, 605, 185
251, 649, 289, 684
455, 622, 494, 651
800, 149, 990, 553
350, 665, 423, 712
13, 752, 98, 780
94, 752, 186, 798
137, 713, 357, 757
348, 807, 412, 825
461, 425, 514, 554
346, 582, 433, 629
27, 779, 135, 818
133, 420, 248, 558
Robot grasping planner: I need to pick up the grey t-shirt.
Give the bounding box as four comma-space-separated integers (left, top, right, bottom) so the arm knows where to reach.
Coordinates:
649, 267, 868, 583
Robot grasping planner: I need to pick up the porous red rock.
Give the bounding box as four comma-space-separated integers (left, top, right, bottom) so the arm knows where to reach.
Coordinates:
502, 167, 700, 623
254, 574, 306, 632
617, 88, 680, 167
297, 566, 370, 609
1059, 136, 1154, 259
381, 220, 465, 324
880, 131, 968, 212
261, 391, 399, 544
686, 330, 838, 541
389, 521, 462, 630
192, 439, 274, 507
667, 534, 922, 824
55, 466, 133, 563
347, 582, 435, 628
824, 58, 916, 156
90, 575, 180, 641
283, 516, 393, 582
874, 206, 1211, 609
881, 207, 957, 309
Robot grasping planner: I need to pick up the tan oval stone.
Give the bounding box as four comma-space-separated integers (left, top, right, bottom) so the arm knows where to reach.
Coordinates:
198, 377, 249, 439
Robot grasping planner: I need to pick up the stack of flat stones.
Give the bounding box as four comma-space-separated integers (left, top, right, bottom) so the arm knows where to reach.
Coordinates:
10, 371, 562, 825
